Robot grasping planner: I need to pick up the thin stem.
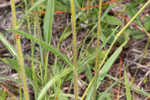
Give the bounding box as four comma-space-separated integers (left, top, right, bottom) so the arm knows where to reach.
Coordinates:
10, 0, 29, 100
115, 0, 150, 39
70, 0, 78, 99
93, 0, 103, 100
81, 0, 150, 99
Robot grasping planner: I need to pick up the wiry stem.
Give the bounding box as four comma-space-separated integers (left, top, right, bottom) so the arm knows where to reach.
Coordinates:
70, 0, 78, 99
81, 0, 150, 99
10, 0, 29, 100
93, 0, 103, 100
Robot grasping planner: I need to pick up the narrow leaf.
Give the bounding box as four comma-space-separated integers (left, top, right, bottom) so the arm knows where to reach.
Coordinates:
43, 0, 55, 43
124, 70, 132, 100
0, 33, 17, 57
103, 15, 123, 25
11, 30, 72, 66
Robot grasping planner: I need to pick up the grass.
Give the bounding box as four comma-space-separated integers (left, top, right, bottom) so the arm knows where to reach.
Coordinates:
93, 0, 102, 100
70, 0, 78, 100
10, 0, 29, 100
0, 0, 150, 100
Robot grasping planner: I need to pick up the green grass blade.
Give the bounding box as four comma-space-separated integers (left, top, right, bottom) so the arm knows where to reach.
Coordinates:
42, 0, 55, 83
85, 40, 128, 100
0, 33, 17, 57
108, 75, 150, 98
124, 70, 132, 100
97, 40, 128, 87
17, 0, 46, 30
98, 81, 118, 99
83, 1, 150, 98
131, 85, 150, 98
79, 26, 119, 69
24, 0, 45, 19
115, 0, 150, 39
37, 67, 73, 100
11, 30, 72, 66
43, 0, 54, 43
0, 58, 32, 78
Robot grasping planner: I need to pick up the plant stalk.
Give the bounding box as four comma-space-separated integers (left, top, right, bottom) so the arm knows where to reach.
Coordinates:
81, 0, 150, 99
93, 0, 103, 100
10, 0, 29, 100
70, 0, 78, 99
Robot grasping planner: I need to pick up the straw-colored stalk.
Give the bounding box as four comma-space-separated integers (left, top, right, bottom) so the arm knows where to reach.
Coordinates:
93, 0, 103, 100
81, 0, 150, 99
10, 0, 29, 100
70, 0, 78, 99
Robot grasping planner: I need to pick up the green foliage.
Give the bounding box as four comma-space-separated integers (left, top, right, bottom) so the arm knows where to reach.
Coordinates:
55, 0, 70, 12
37, 67, 72, 100
1, 0, 150, 100
103, 15, 123, 25
0, 58, 32, 78
86, 40, 128, 100
43, 0, 54, 43
126, 0, 145, 26
143, 16, 150, 31
12, 30, 72, 66
130, 30, 145, 39
87, 47, 106, 66
124, 70, 132, 100
0, 33, 17, 57
0, 89, 7, 100
42, 0, 55, 83
98, 93, 112, 100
